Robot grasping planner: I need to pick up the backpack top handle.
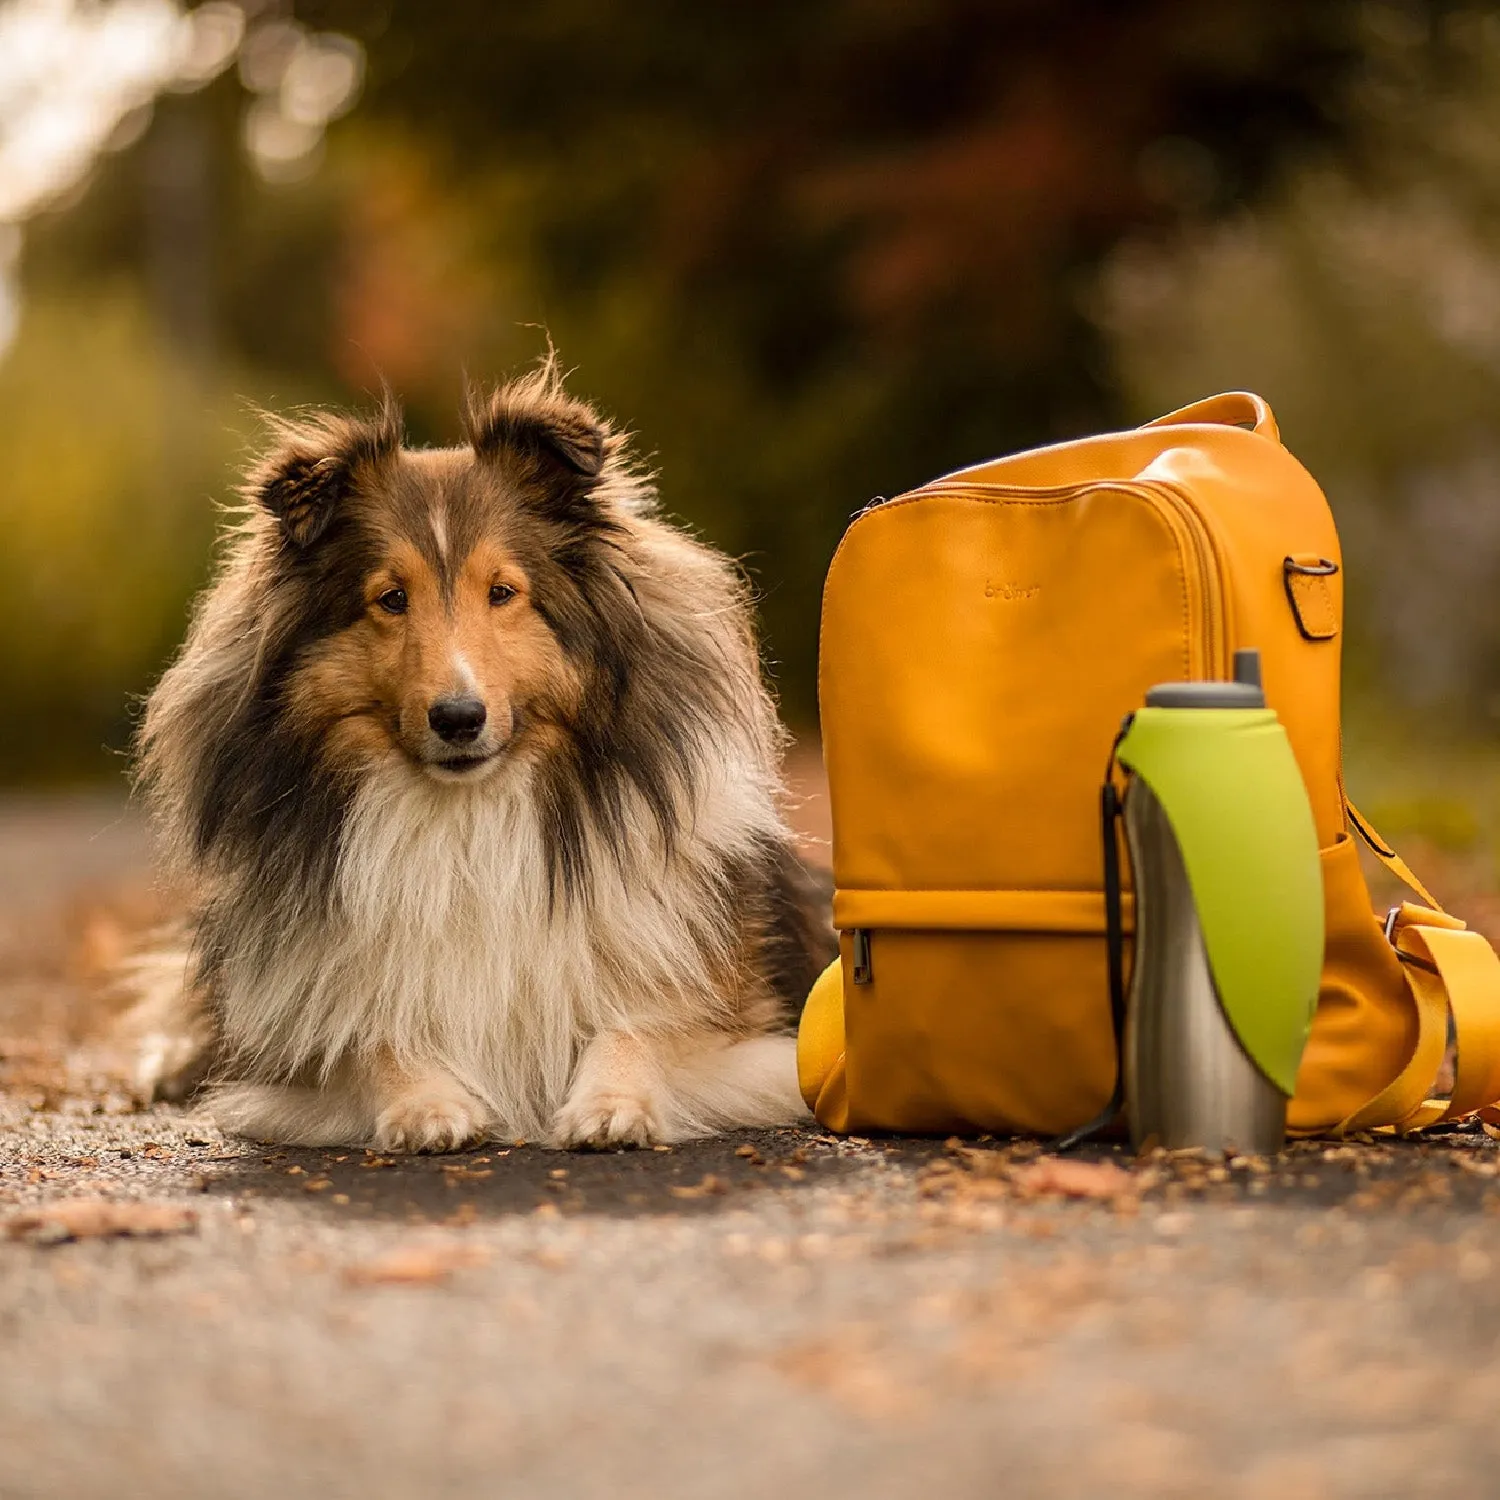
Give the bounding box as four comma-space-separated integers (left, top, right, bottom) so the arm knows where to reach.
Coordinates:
1142, 392, 1280, 443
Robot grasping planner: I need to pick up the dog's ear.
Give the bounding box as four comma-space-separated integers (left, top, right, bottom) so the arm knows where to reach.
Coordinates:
256, 451, 351, 548
247, 398, 404, 548
464, 361, 612, 520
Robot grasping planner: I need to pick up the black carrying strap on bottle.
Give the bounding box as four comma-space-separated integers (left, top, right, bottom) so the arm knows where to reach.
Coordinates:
1052, 714, 1134, 1153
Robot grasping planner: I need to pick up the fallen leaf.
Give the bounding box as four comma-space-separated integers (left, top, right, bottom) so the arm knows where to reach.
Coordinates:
341, 1243, 490, 1287
1009, 1158, 1139, 1202
669, 1174, 728, 1199
944, 1146, 1013, 1180
5, 1200, 199, 1245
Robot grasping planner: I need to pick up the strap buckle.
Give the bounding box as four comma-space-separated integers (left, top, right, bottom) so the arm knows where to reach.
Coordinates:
1383, 903, 1444, 977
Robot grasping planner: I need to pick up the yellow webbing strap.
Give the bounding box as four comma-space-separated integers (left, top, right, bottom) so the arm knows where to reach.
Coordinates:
1337, 904, 1464, 1134
1346, 801, 1442, 910
1427, 919, 1500, 1120
1338, 802, 1500, 1133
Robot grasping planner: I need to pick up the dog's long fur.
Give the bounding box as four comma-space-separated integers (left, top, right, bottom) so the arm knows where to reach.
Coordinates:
132, 361, 833, 1150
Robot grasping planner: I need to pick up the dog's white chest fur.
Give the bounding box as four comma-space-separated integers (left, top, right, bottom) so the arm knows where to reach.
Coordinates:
213, 754, 782, 1143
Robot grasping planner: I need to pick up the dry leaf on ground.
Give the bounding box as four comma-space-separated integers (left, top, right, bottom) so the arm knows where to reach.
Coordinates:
669, 1175, 728, 1200
341, 1243, 490, 1286
1009, 1158, 1139, 1202
5, 1199, 199, 1245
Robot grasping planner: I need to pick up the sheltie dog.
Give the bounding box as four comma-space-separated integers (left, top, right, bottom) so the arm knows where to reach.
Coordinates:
131, 361, 834, 1151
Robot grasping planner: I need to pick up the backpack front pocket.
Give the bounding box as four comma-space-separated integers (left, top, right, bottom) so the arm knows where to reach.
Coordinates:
839, 925, 1118, 1134
834, 889, 1131, 1134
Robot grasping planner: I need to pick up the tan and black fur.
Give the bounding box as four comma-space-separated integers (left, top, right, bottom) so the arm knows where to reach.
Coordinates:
132, 361, 833, 1150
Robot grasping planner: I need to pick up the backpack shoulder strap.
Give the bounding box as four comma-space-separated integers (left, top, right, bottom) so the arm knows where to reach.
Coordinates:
1338, 802, 1500, 1133
1346, 801, 1442, 911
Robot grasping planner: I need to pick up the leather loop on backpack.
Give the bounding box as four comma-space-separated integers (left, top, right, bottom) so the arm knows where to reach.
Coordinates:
1142, 392, 1280, 442
1283, 555, 1340, 641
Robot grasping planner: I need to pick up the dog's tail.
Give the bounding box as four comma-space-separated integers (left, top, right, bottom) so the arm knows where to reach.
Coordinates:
115, 926, 217, 1102
210, 1080, 374, 1147
657, 1033, 809, 1141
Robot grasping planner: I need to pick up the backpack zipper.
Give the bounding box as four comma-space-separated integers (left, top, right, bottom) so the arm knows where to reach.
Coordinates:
1136, 479, 1229, 680
852, 928, 873, 985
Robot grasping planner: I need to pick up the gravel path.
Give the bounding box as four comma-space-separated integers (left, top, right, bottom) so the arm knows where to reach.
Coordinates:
4, 794, 1500, 1500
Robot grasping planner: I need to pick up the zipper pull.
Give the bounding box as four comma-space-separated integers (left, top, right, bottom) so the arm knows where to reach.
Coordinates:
852, 929, 873, 985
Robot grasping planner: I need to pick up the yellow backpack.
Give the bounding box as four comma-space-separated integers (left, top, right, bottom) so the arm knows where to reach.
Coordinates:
798, 392, 1500, 1138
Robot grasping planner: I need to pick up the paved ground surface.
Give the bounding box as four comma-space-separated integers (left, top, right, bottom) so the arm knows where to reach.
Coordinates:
6, 793, 1500, 1500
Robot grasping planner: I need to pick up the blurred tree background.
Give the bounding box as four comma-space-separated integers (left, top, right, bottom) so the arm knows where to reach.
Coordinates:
6, 0, 1500, 786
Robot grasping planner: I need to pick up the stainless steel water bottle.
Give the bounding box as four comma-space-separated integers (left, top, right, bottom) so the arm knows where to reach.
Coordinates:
1120, 649, 1315, 1156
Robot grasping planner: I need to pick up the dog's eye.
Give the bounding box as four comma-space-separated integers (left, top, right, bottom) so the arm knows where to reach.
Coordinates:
377, 588, 408, 615
489, 583, 516, 607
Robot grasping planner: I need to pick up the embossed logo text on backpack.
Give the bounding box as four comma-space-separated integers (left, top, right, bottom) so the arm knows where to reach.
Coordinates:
985, 579, 1040, 601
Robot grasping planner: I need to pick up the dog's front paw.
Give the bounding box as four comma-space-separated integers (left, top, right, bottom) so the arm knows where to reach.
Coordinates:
373, 1081, 488, 1154
549, 1086, 665, 1150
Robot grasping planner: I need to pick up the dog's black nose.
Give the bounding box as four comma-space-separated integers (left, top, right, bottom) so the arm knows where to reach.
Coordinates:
428, 696, 487, 744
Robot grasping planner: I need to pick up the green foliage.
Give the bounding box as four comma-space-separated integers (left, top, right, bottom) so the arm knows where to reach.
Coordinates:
0, 289, 240, 782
